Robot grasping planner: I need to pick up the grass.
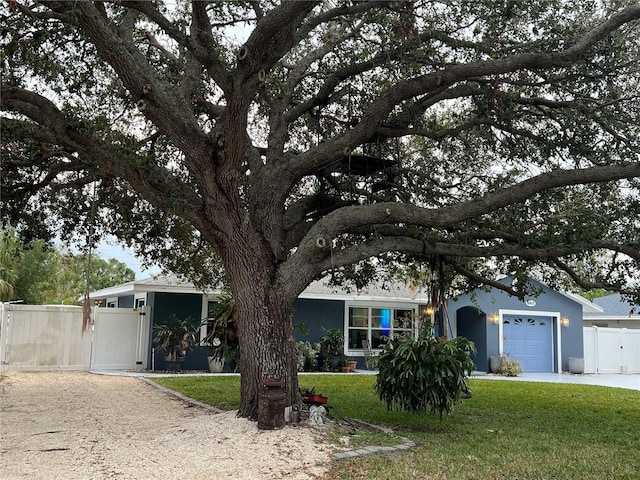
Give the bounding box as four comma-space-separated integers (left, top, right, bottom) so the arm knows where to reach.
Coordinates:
153, 375, 241, 410
151, 375, 640, 479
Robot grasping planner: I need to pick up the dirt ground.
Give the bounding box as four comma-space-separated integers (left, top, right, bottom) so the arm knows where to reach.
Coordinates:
0, 371, 333, 479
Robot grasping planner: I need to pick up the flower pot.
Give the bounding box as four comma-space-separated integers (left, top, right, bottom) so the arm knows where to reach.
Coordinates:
568, 357, 584, 374
341, 366, 350, 372
329, 357, 341, 371
348, 361, 357, 372
207, 356, 224, 373
165, 357, 185, 372
489, 356, 503, 374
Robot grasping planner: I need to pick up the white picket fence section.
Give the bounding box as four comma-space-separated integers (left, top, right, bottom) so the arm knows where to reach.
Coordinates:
0, 303, 150, 372
583, 326, 640, 374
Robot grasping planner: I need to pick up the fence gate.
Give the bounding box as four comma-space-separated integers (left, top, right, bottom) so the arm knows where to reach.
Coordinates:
583, 326, 640, 374
90, 306, 151, 371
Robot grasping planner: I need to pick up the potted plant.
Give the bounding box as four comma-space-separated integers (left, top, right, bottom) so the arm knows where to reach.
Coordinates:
340, 356, 351, 372
153, 314, 199, 371
347, 358, 358, 372
319, 328, 344, 371
295, 341, 320, 372
202, 291, 240, 372
206, 338, 225, 373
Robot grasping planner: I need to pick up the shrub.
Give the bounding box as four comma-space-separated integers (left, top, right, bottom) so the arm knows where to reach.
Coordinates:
498, 357, 523, 377
295, 341, 320, 372
374, 333, 476, 417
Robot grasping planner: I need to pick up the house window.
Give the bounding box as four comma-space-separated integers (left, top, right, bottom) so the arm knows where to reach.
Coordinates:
106, 298, 117, 308
346, 305, 416, 351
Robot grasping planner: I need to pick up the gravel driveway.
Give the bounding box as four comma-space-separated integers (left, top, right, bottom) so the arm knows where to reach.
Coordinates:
0, 371, 331, 479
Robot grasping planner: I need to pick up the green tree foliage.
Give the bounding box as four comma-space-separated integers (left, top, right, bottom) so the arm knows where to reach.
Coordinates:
0, 228, 134, 304
375, 332, 476, 418
13, 239, 59, 304
0, 228, 19, 301
42, 254, 136, 305
1, 1, 639, 418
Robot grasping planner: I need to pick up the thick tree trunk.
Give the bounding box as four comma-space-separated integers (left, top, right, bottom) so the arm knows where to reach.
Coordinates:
220, 229, 301, 420
233, 287, 300, 419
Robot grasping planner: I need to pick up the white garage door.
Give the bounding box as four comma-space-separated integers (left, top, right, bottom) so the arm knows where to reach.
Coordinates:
503, 315, 554, 373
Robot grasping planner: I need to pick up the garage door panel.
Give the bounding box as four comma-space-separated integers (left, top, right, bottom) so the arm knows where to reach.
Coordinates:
503, 315, 553, 373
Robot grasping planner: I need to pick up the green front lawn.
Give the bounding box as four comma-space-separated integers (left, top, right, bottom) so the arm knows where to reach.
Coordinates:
151, 375, 640, 479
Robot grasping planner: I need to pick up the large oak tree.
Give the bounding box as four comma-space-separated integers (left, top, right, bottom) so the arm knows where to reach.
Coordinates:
2, 1, 639, 418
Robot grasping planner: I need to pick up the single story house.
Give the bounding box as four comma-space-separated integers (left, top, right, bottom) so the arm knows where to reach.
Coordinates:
89, 275, 597, 373
583, 293, 640, 329
88, 275, 431, 371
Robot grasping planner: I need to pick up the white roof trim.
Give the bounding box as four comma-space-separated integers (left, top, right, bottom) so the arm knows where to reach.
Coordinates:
88, 276, 205, 298
583, 314, 640, 320
559, 291, 603, 313
89, 276, 426, 303
298, 291, 424, 303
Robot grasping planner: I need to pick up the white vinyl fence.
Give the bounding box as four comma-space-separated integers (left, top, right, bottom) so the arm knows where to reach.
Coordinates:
90, 306, 151, 370
0, 304, 90, 371
583, 326, 640, 374
0, 303, 150, 372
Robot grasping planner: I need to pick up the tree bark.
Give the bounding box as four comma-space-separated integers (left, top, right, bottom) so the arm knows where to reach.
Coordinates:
219, 227, 300, 419
233, 286, 299, 420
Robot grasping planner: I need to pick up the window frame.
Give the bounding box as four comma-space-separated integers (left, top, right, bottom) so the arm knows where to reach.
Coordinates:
199, 296, 220, 346
344, 301, 418, 356
134, 294, 146, 309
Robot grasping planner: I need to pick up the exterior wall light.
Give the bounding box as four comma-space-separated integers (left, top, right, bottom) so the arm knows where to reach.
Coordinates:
561, 316, 570, 328
490, 313, 500, 324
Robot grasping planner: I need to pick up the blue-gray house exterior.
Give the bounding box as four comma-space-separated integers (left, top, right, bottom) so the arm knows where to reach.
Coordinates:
90, 276, 430, 371
89, 275, 593, 373
448, 277, 590, 373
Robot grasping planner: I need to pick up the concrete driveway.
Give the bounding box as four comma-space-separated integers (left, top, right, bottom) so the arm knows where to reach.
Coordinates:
471, 372, 640, 390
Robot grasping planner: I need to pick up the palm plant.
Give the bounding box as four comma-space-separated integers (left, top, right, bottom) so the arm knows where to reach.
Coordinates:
153, 314, 199, 362
0, 230, 18, 302
202, 291, 240, 367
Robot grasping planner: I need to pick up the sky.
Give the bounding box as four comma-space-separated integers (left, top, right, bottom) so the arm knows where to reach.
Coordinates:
95, 237, 161, 280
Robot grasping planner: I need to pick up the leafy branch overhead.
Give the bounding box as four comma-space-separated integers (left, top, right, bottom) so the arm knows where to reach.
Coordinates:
2, 2, 638, 298
1, 1, 640, 417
